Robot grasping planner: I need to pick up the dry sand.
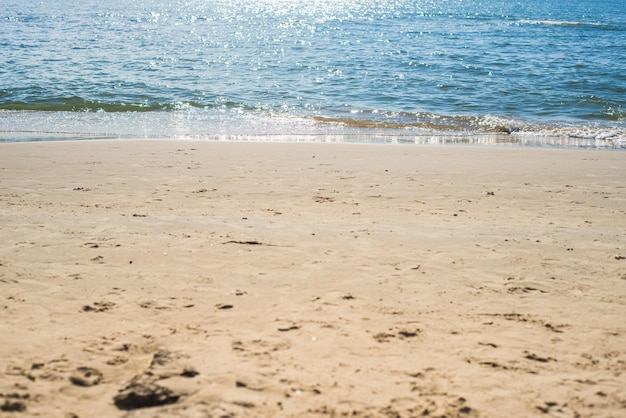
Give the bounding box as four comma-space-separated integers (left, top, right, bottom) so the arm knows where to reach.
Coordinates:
0, 140, 625, 418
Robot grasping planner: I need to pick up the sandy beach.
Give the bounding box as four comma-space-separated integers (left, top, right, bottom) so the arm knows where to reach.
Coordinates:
0, 140, 625, 417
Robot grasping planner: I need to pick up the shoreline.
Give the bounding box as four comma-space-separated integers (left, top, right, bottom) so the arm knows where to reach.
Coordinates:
1, 110, 625, 149
1, 134, 624, 150
1, 140, 625, 417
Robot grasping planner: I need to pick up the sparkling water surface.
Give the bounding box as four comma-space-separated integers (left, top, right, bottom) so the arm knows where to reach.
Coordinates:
1, 0, 625, 146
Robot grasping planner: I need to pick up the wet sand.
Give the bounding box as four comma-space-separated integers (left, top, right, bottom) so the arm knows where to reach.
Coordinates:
1, 140, 625, 417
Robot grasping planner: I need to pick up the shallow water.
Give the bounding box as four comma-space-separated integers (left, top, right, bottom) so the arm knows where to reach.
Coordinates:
1, 0, 625, 146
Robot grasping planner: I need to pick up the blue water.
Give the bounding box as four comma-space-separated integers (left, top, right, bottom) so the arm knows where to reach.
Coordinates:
1, 0, 625, 146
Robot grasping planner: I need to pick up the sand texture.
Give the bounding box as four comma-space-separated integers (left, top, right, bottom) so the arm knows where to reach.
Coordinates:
1, 140, 625, 417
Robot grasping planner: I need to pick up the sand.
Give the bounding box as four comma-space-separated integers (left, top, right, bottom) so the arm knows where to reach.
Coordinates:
0, 140, 625, 418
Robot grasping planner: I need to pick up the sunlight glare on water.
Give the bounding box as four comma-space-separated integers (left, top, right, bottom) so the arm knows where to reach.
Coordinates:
0, 0, 624, 146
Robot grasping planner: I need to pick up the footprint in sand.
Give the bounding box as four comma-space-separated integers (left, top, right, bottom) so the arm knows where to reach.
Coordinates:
70, 367, 103, 387
1, 400, 27, 413
113, 349, 199, 411
82, 301, 115, 312
232, 337, 292, 360
373, 327, 422, 343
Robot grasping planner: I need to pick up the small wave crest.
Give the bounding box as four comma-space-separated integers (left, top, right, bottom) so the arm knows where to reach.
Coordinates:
0, 97, 251, 113
310, 112, 626, 148
313, 112, 527, 134
516, 19, 619, 30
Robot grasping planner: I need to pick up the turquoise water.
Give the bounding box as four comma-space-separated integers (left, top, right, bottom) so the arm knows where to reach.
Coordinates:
1, 0, 625, 146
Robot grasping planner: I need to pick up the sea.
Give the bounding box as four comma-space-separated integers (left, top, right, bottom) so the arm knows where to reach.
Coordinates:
1, 0, 625, 147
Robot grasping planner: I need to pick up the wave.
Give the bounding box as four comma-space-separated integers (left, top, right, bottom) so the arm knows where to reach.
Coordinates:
0, 98, 248, 113
516, 19, 622, 31
312, 115, 471, 132
1, 108, 624, 148
313, 112, 529, 134
310, 112, 626, 147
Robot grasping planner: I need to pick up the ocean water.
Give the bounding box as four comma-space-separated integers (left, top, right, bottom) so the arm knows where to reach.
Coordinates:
1, 0, 625, 147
